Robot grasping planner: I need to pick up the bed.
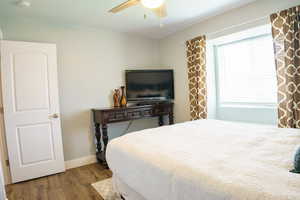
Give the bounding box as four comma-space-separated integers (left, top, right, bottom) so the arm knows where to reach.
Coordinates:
106, 119, 300, 200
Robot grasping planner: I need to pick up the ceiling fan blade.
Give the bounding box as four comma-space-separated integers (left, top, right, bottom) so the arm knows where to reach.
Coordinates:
109, 0, 140, 13
151, 3, 167, 18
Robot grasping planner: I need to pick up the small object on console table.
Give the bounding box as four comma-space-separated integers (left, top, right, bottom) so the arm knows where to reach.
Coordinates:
91, 102, 174, 167
113, 89, 121, 107
120, 86, 127, 107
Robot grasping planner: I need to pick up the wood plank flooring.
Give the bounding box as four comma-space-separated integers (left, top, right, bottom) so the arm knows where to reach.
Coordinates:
6, 163, 112, 200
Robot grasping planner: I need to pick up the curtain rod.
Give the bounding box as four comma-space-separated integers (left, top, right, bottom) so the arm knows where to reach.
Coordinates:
180, 15, 269, 45
205, 15, 269, 38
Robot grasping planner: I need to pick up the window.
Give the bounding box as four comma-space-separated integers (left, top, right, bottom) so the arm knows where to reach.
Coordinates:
214, 28, 277, 106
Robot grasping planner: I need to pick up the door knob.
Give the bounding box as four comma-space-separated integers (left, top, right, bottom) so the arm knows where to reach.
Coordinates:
50, 113, 59, 119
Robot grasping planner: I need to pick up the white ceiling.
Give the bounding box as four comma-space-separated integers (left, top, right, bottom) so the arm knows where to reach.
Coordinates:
0, 0, 257, 39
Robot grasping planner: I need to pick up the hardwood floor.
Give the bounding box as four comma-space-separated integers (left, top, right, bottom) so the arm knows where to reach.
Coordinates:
6, 163, 112, 200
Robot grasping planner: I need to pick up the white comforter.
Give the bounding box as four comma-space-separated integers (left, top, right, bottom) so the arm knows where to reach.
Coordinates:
106, 120, 300, 200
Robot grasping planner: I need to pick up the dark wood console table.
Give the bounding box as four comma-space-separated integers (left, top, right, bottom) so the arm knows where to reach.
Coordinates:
92, 102, 174, 166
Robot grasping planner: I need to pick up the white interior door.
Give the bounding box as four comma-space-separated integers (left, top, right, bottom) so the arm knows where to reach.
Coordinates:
0, 40, 65, 183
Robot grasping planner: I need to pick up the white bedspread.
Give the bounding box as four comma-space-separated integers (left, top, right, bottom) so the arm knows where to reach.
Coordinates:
106, 120, 300, 200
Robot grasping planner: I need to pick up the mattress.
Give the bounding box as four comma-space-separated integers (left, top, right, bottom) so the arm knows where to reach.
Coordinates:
106, 119, 300, 200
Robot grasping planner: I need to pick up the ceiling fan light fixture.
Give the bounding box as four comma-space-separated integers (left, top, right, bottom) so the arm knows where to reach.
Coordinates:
15, 0, 31, 8
141, 0, 164, 9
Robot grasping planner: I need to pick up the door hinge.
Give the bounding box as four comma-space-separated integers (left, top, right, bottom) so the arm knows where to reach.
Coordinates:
5, 159, 9, 166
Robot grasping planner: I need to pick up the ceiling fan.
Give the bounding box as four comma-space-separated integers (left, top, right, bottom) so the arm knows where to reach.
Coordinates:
109, 0, 167, 18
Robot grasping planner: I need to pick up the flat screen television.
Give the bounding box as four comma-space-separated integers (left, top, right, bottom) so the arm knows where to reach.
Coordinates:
125, 70, 174, 101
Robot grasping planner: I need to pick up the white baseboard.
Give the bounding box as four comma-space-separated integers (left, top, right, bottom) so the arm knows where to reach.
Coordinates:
65, 155, 97, 170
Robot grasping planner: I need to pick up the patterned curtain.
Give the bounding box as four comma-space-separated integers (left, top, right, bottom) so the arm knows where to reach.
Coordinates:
270, 6, 300, 128
186, 36, 207, 120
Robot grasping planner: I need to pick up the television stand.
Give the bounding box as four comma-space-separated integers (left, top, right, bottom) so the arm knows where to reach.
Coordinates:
91, 102, 174, 167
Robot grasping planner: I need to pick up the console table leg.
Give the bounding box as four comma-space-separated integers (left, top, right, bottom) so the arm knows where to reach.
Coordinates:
102, 124, 108, 166
158, 115, 164, 126
95, 123, 102, 163
169, 112, 174, 125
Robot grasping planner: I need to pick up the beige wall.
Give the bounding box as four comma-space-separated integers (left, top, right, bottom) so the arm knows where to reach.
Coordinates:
0, 18, 160, 161
159, 0, 300, 123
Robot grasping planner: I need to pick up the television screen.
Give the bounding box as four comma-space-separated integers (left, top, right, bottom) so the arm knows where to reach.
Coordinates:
125, 70, 174, 101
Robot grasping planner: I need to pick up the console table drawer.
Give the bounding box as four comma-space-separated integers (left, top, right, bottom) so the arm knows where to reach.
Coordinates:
127, 109, 153, 118
127, 111, 142, 118
105, 109, 154, 122
105, 111, 126, 122
115, 112, 126, 119
142, 109, 153, 117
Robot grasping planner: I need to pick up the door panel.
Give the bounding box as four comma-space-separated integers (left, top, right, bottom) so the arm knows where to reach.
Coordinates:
1, 41, 65, 183
17, 123, 54, 165
13, 52, 50, 111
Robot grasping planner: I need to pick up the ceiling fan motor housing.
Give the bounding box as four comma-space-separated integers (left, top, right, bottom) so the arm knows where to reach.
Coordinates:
141, 0, 165, 9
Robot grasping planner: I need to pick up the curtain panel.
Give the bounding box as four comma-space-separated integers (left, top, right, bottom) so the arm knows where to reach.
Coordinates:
186, 36, 207, 120
271, 6, 300, 128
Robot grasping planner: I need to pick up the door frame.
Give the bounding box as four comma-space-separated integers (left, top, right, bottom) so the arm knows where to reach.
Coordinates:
0, 38, 11, 184
0, 78, 11, 185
